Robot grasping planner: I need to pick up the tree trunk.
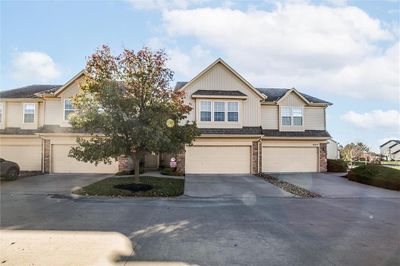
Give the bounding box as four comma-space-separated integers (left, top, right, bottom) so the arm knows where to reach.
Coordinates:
132, 152, 141, 183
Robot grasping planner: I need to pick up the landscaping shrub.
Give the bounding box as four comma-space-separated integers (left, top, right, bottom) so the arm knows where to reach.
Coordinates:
327, 159, 348, 172
347, 165, 400, 191
160, 167, 183, 176
115, 168, 144, 176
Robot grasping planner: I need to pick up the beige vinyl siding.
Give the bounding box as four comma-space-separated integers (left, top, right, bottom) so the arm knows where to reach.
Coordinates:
38, 102, 45, 127
6, 102, 22, 128
51, 144, 118, 173
0, 102, 5, 129
58, 78, 82, 127
0, 137, 42, 171
261, 106, 278, 129
185, 146, 251, 174
304, 107, 325, 130
45, 99, 62, 125
184, 62, 261, 128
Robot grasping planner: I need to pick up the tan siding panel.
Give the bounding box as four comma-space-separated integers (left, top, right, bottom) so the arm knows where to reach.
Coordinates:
51, 144, 118, 173
262, 146, 318, 172
261, 106, 278, 129
0, 137, 42, 171
304, 107, 325, 130
45, 99, 62, 125
279, 92, 306, 106
6, 102, 22, 128
185, 146, 250, 174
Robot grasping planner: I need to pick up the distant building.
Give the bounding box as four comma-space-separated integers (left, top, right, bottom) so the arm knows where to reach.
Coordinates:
327, 139, 340, 159
380, 140, 400, 161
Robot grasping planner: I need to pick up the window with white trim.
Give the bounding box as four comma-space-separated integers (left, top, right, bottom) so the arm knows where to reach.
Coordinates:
0, 103, 3, 123
23, 103, 35, 123
199, 100, 240, 122
281, 106, 303, 126
64, 99, 75, 120
200, 101, 212, 121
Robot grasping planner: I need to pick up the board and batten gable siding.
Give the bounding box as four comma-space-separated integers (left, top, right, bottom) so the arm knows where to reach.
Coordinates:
261, 106, 279, 129
183, 62, 261, 128
304, 107, 325, 130
278, 92, 306, 132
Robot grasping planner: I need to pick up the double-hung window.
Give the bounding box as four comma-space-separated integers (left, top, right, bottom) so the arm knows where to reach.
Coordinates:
281, 107, 303, 126
64, 99, 75, 120
0, 103, 3, 123
23, 103, 35, 123
200, 101, 212, 121
228, 102, 239, 122
214, 102, 225, 121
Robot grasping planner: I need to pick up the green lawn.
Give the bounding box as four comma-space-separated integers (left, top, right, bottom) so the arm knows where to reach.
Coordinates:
381, 161, 400, 166
347, 165, 400, 191
75, 176, 184, 197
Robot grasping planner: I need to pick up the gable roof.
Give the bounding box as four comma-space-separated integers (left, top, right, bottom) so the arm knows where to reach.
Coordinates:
380, 140, 400, 148
0, 85, 62, 99
53, 70, 85, 96
177, 58, 266, 99
256, 88, 332, 105
192, 90, 247, 97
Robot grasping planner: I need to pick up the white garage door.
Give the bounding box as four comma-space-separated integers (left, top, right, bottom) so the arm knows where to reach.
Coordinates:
51, 145, 118, 173
185, 146, 250, 174
0, 145, 41, 171
262, 147, 318, 173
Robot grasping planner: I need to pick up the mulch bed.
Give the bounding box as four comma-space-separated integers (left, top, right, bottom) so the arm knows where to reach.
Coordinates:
113, 183, 154, 192
257, 173, 321, 198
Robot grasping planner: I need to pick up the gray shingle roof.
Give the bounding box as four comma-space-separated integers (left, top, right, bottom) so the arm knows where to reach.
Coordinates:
263, 130, 331, 138
192, 90, 246, 97
200, 127, 262, 135
175, 82, 331, 105
380, 140, 400, 148
256, 88, 332, 105
0, 85, 61, 98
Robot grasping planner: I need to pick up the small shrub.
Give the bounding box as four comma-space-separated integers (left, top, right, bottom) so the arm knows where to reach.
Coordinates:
115, 168, 144, 176
327, 159, 348, 172
161, 167, 183, 176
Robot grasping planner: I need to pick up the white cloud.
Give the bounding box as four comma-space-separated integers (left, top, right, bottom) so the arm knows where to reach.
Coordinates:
167, 45, 213, 78
162, 4, 399, 100
341, 110, 400, 129
12, 51, 61, 82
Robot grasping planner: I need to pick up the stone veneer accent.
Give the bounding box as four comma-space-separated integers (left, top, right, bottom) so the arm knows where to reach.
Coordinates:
176, 151, 185, 175
43, 139, 50, 173
251, 141, 261, 174
319, 143, 327, 172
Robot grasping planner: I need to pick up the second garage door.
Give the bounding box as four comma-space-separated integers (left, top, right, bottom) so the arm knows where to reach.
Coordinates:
262, 147, 318, 173
51, 144, 118, 173
185, 146, 251, 174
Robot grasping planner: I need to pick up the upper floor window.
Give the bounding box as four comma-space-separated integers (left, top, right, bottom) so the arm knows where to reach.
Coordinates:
64, 99, 75, 120
200, 100, 239, 122
281, 106, 303, 126
0, 103, 3, 123
200, 101, 212, 121
23, 103, 35, 123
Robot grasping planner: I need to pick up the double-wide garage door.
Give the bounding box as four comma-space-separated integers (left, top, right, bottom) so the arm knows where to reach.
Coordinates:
262, 146, 318, 173
51, 145, 118, 173
185, 146, 251, 174
0, 145, 42, 171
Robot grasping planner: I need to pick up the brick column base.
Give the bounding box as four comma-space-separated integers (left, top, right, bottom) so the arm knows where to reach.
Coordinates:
319, 143, 327, 172
43, 139, 50, 173
251, 141, 261, 174
176, 151, 185, 175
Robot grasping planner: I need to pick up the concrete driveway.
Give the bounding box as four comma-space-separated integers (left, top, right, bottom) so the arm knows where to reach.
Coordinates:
272, 172, 400, 198
1, 173, 400, 265
184, 174, 292, 197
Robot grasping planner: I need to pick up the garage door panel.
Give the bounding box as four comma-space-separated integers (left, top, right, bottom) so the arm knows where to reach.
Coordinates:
262, 147, 318, 173
52, 145, 118, 173
186, 146, 250, 174
0, 145, 41, 171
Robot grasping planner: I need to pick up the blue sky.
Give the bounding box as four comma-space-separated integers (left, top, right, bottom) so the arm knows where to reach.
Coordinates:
1, 0, 399, 151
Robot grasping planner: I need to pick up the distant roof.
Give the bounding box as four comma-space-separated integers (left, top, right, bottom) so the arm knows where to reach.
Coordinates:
192, 90, 247, 97
255, 88, 331, 105
175, 82, 331, 105
380, 140, 400, 148
0, 85, 61, 98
